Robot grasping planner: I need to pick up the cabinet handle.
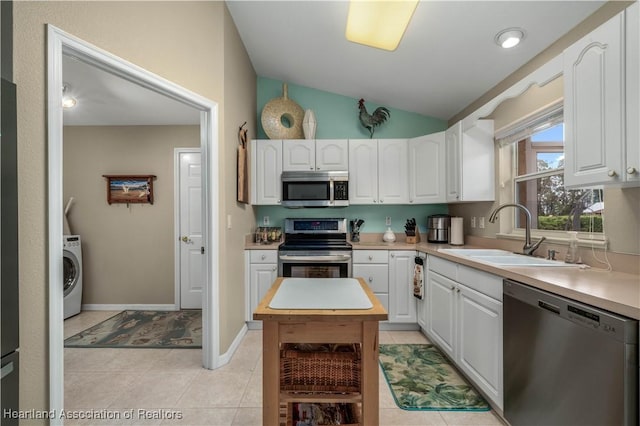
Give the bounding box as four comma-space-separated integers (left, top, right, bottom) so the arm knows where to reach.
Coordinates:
390, 253, 395, 258
368, 256, 373, 261
261, 255, 266, 260
368, 277, 373, 283
380, 199, 384, 203
627, 167, 637, 175
310, 166, 314, 170
272, 267, 277, 272
277, 199, 281, 204
373, 199, 377, 203
608, 170, 617, 177
409, 199, 413, 203
456, 288, 461, 293
450, 285, 455, 290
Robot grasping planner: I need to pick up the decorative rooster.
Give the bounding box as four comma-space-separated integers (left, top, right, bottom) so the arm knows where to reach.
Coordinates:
358, 98, 390, 138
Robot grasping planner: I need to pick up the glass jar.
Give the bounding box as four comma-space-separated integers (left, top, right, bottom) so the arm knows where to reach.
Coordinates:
565, 231, 579, 263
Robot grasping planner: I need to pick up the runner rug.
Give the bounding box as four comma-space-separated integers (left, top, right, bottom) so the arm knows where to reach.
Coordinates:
64, 310, 202, 349
379, 343, 490, 411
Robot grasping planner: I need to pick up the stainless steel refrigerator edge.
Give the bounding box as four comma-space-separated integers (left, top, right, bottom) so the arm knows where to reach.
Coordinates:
1, 77, 20, 424
503, 279, 638, 426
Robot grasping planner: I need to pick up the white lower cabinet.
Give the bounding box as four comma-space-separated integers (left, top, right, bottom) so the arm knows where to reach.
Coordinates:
245, 250, 278, 326
426, 255, 503, 410
353, 250, 416, 324
352, 250, 389, 315
388, 251, 417, 323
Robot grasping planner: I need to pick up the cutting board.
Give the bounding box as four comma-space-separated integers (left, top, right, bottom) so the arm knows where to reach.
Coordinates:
268, 278, 373, 310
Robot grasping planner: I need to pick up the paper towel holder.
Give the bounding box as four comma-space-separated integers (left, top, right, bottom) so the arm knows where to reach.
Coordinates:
449, 216, 465, 246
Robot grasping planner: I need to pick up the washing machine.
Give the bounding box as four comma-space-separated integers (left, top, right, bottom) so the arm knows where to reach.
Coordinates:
63, 235, 83, 319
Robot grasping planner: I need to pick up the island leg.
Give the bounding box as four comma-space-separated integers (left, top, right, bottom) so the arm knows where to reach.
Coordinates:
262, 320, 280, 425
361, 320, 379, 425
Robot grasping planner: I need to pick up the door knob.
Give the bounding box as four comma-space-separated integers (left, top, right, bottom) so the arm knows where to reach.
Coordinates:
368, 277, 373, 283
181, 236, 191, 243
608, 170, 617, 177
627, 167, 637, 175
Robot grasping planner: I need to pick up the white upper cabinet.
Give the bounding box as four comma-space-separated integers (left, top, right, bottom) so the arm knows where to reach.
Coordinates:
625, 2, 640, 185
282, 139, 348, 171
250, 139, 282, 205
316, 139, 349, 170
409, 132, 445, 204
349, 139, 379, 204
564, 11, 626, 187
378, 139, 409, 204
446, 120, 495, 202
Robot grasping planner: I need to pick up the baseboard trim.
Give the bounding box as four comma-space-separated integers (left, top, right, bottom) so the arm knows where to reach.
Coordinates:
81, 304, 178, 311
218, 324, 248, 366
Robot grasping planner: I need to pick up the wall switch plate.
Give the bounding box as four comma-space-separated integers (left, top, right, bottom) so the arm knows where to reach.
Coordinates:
263, 216, 270, 225
471, 217, 477, 228
385, 216, 391, 226
479, 217, 485, 229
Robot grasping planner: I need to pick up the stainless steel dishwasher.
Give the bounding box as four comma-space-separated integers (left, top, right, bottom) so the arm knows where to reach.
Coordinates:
504, 279, 638, 426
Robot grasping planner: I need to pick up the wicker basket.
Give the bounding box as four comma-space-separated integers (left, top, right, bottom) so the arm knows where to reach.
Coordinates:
280, 344, 361, 393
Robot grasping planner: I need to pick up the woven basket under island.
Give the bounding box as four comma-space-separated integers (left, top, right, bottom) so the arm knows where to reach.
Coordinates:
253, 277, 388, 426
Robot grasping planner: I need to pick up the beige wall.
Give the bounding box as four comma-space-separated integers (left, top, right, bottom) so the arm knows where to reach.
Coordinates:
63, 125, 199, 305
14, 1, 256, 414
219, 4, 258, 358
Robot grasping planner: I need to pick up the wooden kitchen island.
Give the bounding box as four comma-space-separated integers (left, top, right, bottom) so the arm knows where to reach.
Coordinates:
253, 277, 388, 426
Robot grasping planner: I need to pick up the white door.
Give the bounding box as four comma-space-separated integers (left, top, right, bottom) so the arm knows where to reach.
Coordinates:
426, 271, 457, 359
251, 139, 283, 205
445, 122, 462, 202
316, 139, 349, 170
178, 150, 203, 309
283, 139, 315, 171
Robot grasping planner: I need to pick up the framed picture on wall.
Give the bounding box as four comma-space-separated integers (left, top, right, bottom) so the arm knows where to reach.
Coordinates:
102, 175, 156, 205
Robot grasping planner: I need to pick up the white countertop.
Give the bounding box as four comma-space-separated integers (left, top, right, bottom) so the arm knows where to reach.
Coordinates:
268, 278, 374, 310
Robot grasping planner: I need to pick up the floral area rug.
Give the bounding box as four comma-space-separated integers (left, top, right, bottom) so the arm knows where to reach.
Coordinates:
379, 343, 490, 411
64, 310, 202, 349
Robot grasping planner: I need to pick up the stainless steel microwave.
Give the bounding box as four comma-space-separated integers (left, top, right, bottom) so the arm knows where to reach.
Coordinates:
281, 171, 349, 207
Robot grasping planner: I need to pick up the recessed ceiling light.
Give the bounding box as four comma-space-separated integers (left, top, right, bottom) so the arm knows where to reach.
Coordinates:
345, 0, 419, 51
62, 83, 78, 109
495, 28, 525, 49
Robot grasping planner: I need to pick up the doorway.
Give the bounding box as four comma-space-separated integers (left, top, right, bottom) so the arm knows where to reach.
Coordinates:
47, 25, 220, 418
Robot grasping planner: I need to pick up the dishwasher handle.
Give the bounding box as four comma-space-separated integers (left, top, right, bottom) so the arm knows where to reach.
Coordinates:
538, 300, 560, 315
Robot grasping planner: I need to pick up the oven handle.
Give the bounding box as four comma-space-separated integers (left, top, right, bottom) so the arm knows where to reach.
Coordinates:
279, 254, 352, 262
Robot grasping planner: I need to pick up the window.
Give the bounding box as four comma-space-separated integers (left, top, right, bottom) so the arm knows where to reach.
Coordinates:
513, 122, 604, 234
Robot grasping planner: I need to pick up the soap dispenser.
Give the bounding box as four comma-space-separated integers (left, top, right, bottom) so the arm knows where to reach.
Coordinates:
383, 227, 396, 243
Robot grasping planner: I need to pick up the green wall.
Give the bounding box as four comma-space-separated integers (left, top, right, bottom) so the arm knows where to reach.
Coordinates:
255, 76, 449, 232
257, 77, 446, 139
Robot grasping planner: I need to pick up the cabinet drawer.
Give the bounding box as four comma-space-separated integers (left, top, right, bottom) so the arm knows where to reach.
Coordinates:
428, 255, 458, 279
458, 264, 502, 301
352, 250, 388, 263
249, 250, 278, 264
353, 264, 389, 293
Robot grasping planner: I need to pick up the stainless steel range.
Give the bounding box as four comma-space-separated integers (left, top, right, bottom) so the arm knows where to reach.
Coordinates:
278, 218, 352, 278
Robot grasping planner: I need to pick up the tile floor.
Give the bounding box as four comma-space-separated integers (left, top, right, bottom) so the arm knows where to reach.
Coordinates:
64, 311, 506, 426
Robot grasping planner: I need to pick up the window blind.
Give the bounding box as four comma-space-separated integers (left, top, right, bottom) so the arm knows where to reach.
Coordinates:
494, 101, 563, 147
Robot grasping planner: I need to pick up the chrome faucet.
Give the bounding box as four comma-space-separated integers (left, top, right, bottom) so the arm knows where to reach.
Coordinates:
488, 203, 546, 256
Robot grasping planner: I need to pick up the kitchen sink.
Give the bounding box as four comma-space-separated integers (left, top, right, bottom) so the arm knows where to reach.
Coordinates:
439, 248, 579, 267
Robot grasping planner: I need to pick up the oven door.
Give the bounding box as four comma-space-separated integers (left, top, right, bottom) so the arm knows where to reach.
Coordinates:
278, 251, 352, 278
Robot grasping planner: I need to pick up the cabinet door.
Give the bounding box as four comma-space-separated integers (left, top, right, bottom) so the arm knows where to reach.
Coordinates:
426, 271, 456, 359
457, 284, 503, 410
564, 12, 625, 187
461, 121, 495, 202
316, 139, 348, 171
283, 139, 315, 171
348, 139, 378, 204
626, 2, 640, 184
388, 251, 417, 323
251, 139, 282, 205
445, 122, 462, 202
249, 263, 278, 317
378, 139, 409, 204
352, 264, 389, 293
409, 132, 445, 204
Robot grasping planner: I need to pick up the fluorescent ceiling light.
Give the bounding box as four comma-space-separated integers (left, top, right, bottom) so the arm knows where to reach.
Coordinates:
346, 0, 419, 51
495, 28, 525, 49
